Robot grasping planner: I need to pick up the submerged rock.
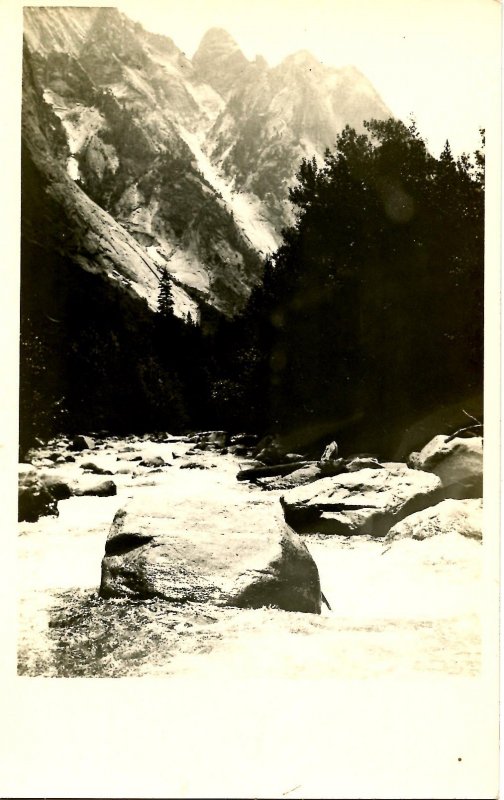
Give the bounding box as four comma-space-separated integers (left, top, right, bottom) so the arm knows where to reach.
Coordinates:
80, 461, 113, 475
74, 479, 117, 497
99, 497, 322, 613
139, 456, 166, 468
386, 498, 482, 541
280, 463, 442, 537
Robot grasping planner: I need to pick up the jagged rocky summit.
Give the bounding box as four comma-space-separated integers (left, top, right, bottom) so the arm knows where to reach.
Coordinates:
22, 6, 391, 320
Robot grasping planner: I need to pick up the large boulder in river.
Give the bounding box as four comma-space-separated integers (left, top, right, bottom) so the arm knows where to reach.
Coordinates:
281, 463, 442, 537
18, 465, 59, 522
386, 498, 482, 541
408, 435, 483, 497
99, 497, 321, 613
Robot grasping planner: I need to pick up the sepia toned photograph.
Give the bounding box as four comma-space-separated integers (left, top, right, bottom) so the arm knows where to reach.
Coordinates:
2, 0, 500, 796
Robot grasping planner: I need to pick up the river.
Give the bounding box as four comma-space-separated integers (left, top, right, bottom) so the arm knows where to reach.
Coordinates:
17, 434, 482, 678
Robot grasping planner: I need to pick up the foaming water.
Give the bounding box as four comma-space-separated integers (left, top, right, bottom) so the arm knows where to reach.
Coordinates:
18, 435, 482, 678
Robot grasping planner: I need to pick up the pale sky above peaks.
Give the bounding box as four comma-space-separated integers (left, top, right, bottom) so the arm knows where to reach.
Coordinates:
117, 0, 500, 157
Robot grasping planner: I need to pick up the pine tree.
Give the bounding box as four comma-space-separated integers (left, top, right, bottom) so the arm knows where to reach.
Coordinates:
229, 117, 484, 454
157, 267, 174, 317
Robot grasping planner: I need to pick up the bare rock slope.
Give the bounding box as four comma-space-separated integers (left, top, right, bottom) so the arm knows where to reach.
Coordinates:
22, 7, 391, 319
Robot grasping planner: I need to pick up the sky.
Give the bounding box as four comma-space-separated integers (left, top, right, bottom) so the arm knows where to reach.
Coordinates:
117, 0, 500, 157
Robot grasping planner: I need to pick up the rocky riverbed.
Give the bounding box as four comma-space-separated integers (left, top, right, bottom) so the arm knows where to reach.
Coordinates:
18, 433, 483, 678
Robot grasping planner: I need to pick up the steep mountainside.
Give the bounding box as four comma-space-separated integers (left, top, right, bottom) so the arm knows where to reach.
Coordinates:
22, 6, 392, 318
201, 36, 391, 228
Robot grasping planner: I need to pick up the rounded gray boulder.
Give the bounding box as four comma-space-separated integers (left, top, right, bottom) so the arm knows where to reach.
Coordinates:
99, 496, 321, 613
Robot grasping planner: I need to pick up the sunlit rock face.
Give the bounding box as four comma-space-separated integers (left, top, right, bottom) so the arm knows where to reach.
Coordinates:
281, 463, 443, 537
22, 6, 391, 319
205, 47, 391, 230
386, 498, 483, 542
100, 495, 322, 613
407, 435, 483, 499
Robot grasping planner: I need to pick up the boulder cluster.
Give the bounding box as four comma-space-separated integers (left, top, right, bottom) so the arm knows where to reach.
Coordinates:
18, 434, 119, 522
19, 429, 483, 616
267, 433, 483, 540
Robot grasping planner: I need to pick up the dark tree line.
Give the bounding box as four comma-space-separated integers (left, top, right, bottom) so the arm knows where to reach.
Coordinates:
211, 119, 485, 456
20, 145, 206, 456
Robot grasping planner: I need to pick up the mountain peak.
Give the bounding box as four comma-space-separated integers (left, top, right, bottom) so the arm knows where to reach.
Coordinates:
195, 27, 241, 56
193, 27, 250, 97
254, 54, 268, 70
281, 49, 321, 70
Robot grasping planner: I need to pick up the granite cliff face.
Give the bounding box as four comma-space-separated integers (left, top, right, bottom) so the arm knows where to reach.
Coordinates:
22, 7, 391, 318
202, 37, 391, 229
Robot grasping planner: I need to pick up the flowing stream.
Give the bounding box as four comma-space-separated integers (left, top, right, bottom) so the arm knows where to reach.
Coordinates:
18, 434, 482, 678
